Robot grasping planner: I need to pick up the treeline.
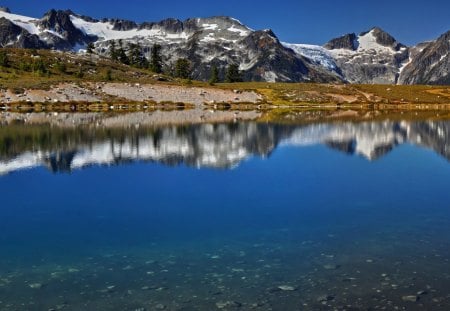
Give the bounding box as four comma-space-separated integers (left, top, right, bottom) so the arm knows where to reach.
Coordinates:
101, 40, 243, 83
0, 43, 244, 83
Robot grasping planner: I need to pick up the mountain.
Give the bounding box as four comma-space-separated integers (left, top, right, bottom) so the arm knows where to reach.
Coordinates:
0, 8, 341, 83
0, 7, 448, 85
319, 27, 410, 84
398, 31, 450, 85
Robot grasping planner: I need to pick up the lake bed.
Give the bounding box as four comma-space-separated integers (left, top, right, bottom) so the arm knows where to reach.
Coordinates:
1, 117, 450, 310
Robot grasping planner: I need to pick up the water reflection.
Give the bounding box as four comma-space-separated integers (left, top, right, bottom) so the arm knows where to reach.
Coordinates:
1, 120, 450, 174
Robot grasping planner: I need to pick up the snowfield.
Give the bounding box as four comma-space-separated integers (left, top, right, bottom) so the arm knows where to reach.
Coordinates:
70, 16, 190, 42
282, 42, 340, 74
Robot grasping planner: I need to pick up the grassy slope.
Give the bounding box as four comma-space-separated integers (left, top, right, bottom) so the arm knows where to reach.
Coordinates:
0, 48, 449, 106
216, 82, 450, 106
0, 48, 164, 90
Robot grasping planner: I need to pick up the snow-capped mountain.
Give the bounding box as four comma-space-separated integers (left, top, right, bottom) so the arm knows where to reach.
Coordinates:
1, 120, 450, 174
283, 28, 414, 85
0, 7, 448, 84
320, 27, 410, 84
0, 8, 340, 83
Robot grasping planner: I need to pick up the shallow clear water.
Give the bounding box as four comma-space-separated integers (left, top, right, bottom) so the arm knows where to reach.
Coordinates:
1, 120, 450, 310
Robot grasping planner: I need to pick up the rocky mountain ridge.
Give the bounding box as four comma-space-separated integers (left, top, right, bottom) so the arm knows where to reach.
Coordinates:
0, 7, 448, 85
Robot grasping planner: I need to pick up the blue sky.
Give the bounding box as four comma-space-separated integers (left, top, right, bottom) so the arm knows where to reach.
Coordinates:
1, 0, 449, 45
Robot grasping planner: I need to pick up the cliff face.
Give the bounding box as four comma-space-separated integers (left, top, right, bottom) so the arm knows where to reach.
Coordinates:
399, 31, 450, 85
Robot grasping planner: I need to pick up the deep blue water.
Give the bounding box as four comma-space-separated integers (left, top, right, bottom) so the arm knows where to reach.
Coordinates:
1, 121, 450, 310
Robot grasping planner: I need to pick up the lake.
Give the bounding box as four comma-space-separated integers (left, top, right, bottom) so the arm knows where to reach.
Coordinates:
1, 118, 450, 310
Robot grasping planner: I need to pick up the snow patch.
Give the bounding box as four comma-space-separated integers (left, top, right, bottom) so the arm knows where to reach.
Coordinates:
429, 54, 447, 70
263, 71, 278, 82
282, 42, 340, 73
201, 33, 216, 42
239, 56, 259, 71
228, 25, 250, 37
70, 15, 189, 42
358, 30, 394, 53
398, 56, 412, 76
202, 23, 219, 30
229, 17, 254, 31
0, 11, 40, 35
44, 29, 65, 39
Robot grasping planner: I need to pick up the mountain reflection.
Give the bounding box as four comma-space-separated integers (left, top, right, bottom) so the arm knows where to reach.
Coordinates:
1, 120, 450, 174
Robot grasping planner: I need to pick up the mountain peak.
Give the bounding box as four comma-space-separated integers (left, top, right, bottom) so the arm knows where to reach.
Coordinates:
38, 9, 94, 48
43, 9, 74, 18
324, 33, 358, 50
0, 7, 10, 13
193, 16, 252, 32
360, 27, 404, 51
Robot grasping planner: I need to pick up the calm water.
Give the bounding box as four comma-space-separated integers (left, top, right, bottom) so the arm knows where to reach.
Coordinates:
1, 120, 450, 310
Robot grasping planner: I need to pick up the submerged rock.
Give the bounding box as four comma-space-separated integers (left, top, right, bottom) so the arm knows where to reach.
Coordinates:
323, 264, 340, 270
278, 285, 297, 291
216, 301, 242, 309
29, 283, 43, 289
402, 295, 419, 302
317, 295, 335, 302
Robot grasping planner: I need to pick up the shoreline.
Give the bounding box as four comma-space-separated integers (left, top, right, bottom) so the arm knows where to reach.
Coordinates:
0, 81, 449, 126
0, 82, 262, 106
2, 109, 450, 129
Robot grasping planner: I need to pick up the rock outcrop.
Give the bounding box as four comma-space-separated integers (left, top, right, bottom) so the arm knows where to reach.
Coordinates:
399, 31, 450, 85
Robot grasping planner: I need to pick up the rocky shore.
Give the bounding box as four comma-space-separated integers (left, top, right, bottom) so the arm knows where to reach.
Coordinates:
0, 82, 262, 106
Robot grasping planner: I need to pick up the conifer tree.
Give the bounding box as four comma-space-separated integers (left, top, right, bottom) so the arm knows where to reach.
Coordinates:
108, 40, 118, 61
150, 44, 163, 73
117, 39, 129, 65
128, 43, 148, 68
86, 42, 95, 54
225, 64, 242, 83
175, 58, 192, 79
209, 65, 219, 84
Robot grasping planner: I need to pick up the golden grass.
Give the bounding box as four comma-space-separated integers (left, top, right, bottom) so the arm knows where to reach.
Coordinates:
0, 48, 449, 107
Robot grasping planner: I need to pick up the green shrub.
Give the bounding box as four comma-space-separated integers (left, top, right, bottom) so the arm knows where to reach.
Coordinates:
0, 50, 9, 67
54, 62, 67, 74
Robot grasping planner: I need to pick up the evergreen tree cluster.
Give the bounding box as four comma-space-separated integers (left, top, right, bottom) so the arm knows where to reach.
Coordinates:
209, 64, 243, 84
225, 64, 242, 83
31, 59, 49, 77
149, 44, 163, 73
108, 40, 150, 69
106, 40, 244, 82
